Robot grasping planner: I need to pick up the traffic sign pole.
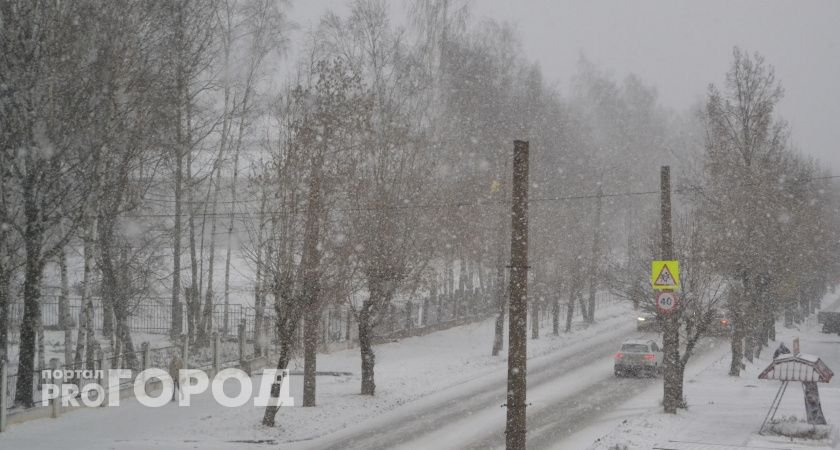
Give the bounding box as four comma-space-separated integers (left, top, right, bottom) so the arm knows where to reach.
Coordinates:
656, 290, 678, 314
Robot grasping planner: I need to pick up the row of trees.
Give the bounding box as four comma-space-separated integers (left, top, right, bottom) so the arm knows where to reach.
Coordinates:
2, 0, 838, 426
699, 49, 840, 376
618, 49, 840, 411
252, 0, 694, 426
0, 0, 290, 407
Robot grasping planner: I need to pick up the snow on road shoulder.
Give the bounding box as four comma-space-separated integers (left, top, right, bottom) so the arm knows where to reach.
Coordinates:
581, 308, 840, 450
1, 302, 637, 449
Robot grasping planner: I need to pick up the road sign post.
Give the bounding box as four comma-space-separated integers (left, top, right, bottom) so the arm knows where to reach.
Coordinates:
651, 260, 680, 290
656, 291, 678, 314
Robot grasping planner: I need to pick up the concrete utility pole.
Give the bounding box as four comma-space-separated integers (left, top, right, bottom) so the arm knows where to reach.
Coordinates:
505, 141, 529, 449
660, 166, 680, 414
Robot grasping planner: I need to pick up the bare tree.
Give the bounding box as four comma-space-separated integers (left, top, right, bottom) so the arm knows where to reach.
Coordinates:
0, 0, 104, 406
701, 48, 788, 376
222, 0, 290, 338
164, 0, 218, 343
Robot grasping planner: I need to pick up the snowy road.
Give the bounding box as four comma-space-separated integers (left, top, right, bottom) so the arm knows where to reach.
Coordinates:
330, 337, 630, 450
2, 304, 647, 450
465, 376, 654, 450
0, 303, 733, 450
301, 324, 723, 450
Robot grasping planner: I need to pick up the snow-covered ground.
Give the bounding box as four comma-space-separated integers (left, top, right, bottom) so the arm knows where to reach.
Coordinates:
1, 302, 638, 448
4, 297, 839, 450
574, 296, 840, 450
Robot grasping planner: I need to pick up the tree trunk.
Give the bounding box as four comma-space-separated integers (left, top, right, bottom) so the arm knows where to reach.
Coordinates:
16, 183, 47, 407
15, 254, 44, 406
435, 281, 442, 323
729, 316, 744, 376
458, 253, 467, 318
58, 248, 69, 329
744, 334, 754, 363
565, 282, 576, 333
586, 186, 603, 323
261, 336, 294, 427
302, 307, 318, 406
59, 248, 73, 365
102, 289, 114, 338
300, 154, 323, 406
446, 255, 455, 317
98, 224, 138, 370
222, 160, 240, 339
0, 225, 8, 362
187, 148, 199, 345
359, 305, 376, 396
75, 220, 95, 368
577, 289, 588, 323
531, 290, 539, 339
729, 289, 745, 376
552, 290, 560, 336
253, 246, 264, 356
0, 268, 9, 362
675, 360, 686, 408
37, 312, 45, 376
491, 265, 505, 356
768, 313, 776, 341
172, 142, 184, 340
200, 166, 224, 345
625, 204, 638, 310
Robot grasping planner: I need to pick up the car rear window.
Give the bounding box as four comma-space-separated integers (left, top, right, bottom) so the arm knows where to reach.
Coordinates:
621, 344, 649, 352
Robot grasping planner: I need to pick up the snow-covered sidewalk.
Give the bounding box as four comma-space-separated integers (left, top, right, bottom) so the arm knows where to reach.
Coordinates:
578, 301, 840, 450
1, 302, 637, 449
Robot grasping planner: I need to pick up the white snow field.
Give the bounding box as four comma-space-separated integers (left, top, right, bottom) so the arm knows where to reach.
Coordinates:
1, 302, 641, 449
2, 298, 839, 450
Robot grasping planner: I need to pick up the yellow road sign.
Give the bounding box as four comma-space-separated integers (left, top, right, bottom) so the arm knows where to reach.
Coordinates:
651, 260, 680, 290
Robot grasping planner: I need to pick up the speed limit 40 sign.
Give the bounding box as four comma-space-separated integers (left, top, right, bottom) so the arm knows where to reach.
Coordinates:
656, 291, 678, 314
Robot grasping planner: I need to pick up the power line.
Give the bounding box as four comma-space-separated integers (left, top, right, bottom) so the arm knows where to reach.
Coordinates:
115, 174, 840, 219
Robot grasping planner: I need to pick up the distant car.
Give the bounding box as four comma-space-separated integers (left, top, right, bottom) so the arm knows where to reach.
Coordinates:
614, 339, 663, 377
707, 312, 731, 337
636, 314, 661, 332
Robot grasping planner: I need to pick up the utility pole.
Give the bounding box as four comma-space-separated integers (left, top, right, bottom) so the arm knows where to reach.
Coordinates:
505, 140, 529, 449
302, 155, 324, 407
661, 166, 680, 414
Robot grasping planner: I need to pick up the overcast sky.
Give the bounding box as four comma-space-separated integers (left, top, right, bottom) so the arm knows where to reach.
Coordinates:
288, 0, 840, 171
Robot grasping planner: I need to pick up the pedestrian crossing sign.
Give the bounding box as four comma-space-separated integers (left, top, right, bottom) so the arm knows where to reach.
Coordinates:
651, 260, 680, 290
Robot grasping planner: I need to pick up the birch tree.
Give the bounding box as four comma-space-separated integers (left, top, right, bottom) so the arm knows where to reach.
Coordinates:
0, 0, 103, 406
701, 48, 787, 376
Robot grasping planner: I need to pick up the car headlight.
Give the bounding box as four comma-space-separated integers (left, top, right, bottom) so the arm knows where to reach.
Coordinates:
637, 317, 645, 321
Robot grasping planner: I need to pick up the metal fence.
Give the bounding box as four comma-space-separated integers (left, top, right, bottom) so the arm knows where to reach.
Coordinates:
6, 297, 254, 337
